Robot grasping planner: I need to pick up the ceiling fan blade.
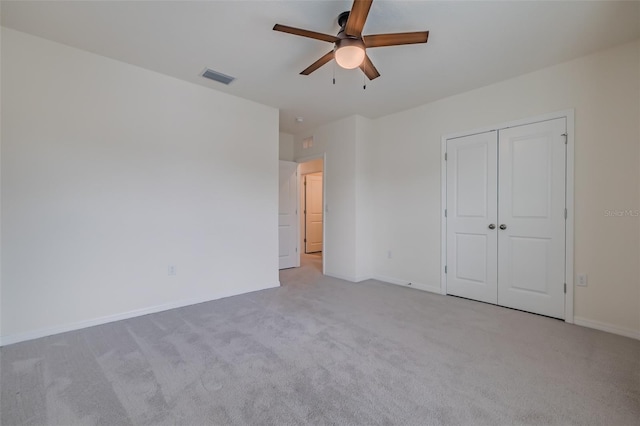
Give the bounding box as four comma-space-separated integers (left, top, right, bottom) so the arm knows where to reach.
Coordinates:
301, 51, 335, 75
345, 0, 373, 37
273, 24, 338, 43
359, 54, 380, 80
364, 31, 429, 48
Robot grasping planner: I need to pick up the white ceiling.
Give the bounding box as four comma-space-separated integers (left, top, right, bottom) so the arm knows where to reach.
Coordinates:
2, 1, 639, 134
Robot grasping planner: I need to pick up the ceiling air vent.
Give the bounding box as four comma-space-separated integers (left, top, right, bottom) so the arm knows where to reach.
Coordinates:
201, 68, 235, 85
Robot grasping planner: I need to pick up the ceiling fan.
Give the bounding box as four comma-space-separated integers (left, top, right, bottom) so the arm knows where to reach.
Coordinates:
273, 0, 429, 80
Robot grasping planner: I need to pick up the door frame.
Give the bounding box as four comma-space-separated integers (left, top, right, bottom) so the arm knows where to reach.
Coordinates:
297, 153, 327, 276
440, 109, 575, 323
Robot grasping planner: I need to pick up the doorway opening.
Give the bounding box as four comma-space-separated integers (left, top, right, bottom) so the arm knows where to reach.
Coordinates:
299, 158, 324, 271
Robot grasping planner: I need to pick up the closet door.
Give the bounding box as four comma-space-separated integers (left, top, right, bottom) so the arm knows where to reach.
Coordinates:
446, 131, 498, 304
497, 119, 566, 319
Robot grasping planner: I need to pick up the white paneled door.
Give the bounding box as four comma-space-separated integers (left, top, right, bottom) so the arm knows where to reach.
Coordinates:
305, 174, 323, 253
446, 131, 498, 304
279, 161, 298, 269
446, 118, 567, 319
497, 119, 566, 318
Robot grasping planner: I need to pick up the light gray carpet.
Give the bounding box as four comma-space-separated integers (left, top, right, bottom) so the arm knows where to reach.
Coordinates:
1, 255, 639, 425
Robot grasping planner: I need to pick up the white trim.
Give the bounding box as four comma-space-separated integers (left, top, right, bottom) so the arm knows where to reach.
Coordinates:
564, 111, 575, 323
441, 109, 575, 322
373, 274, 443, 295
440, 136, 448, 295
324, 272, 374, 283
574, 316, 640, 340
324, 272, 443, 293
322, 153, 326, 276
443, 109, 577, 141
0, 282, 280, 347
324, 272, 359, 282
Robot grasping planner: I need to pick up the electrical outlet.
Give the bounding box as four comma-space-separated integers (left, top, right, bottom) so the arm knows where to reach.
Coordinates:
168, 265, 177, 276
576, 274, 587, 287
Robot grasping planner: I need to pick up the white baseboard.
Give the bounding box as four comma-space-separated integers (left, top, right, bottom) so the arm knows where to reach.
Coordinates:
324, 271, 443, 295
322, 272, 375, 283
324, 272, 358, 282
372, 274, 444, 295
573, 316, 640, 340
0, 282, 280, 347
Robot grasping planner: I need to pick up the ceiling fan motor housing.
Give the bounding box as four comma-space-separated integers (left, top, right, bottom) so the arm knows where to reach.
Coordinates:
334, 10, 366, 69
337, 11, 351, 29
335, 37, 365, 51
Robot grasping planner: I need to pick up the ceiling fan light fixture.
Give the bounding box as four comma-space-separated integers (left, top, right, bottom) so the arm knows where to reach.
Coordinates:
334, 38, 365, 69
273, 0, 429, 80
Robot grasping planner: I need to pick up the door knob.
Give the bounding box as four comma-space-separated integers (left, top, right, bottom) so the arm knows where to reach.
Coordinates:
488, 224, 496, 230
499, 224, 507, 230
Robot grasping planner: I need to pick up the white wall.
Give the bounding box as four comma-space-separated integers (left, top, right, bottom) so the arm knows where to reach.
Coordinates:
293, 116, 375, 282
279, 132, 294, 161
355, 116, 374, 281
294, 116, 358, 281
371, 40, 640, 337
0, 26, 3, 337
1, 28, 280, 344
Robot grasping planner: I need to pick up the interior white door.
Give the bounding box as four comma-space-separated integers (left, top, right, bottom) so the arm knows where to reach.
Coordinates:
497, 119, 566, 318
279, 161, 298, 269
446, 131, 498, 304
305, 173, 323, 253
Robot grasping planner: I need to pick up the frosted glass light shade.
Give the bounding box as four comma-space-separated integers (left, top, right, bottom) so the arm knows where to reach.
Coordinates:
334, 39, 366, 69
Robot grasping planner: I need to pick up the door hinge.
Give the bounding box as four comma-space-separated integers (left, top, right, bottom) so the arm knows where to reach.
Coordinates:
444, 152, 448, 161
564, 208, 567, 219
295, 247, 298, 253
561, 133, 568, 144
564, 283, 567, 294
445, 265, 447, 274
444, 209, 447, 217
304, 238, 307, 243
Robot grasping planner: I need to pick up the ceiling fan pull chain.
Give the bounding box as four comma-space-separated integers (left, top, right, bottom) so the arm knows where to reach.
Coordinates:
333, 61, 336, 85
363, 61, 367, 90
